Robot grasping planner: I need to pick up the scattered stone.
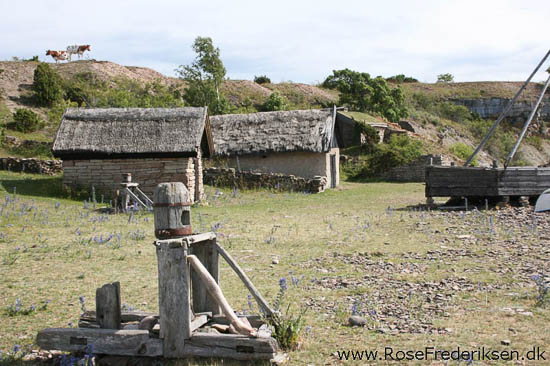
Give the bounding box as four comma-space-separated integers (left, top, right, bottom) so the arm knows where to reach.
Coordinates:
138, 316, 158, 331
272, 258, 279, 265
501, 340, 511, 346
349, 316, 367, 327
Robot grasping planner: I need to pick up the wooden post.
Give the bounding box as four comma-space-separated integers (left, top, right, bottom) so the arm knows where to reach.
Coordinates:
190, 239, 221, 315
155, 239, 191, 358
96, 282, 121, 329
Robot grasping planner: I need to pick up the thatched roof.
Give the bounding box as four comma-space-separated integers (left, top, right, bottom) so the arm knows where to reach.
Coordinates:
210, 109, 337, 156
52, 108, 213, 159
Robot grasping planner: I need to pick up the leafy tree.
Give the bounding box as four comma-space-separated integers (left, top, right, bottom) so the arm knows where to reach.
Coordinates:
32, 63, 64, 106
177, 37, 229, 115
437, 73, 454, 83
261, 91, 288, 111
322, 69, 408, 122
254, 75, 271, 84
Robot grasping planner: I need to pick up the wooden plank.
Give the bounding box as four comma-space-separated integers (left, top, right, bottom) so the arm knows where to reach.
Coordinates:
183, 333, 278, 360
206, 239, 221, 315
96, 282, 121, 329
187, 232, 216, 244
190, 314, 209, 331
426, 188, 498, 197
214, 243, 274, 317
156, 240, 191, 357
36, 328, 162, 357
190, 239, 221, 315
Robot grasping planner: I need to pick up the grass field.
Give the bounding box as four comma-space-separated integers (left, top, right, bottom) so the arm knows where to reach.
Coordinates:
0, 171, 548, 365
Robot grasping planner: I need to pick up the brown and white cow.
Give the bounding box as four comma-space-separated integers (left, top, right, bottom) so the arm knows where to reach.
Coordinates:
66, 45, 91, 61
46, 50, 68, 63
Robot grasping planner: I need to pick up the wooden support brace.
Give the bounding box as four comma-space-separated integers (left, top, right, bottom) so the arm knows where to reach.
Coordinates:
187, 255, 256, 336
125, 188, 147, 209
214, 243, 274, 317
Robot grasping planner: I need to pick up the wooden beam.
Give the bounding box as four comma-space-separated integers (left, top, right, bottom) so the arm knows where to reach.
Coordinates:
96, 282, 121, 329
36, 328, 162, 357
156, 240, 191, 357
183, 333, 278, 360
81, 310, 156, 323
211, 314, 264, 328
214, 243, 274, 317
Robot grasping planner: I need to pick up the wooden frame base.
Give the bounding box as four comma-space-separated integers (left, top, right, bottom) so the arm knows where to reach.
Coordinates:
36, 328, 279, 361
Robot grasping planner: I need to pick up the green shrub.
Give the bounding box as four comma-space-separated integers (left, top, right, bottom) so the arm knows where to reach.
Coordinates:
449, 142, 477, 165
386, 74, 418, 83
354, 122, 379, 152
11, 108, 43, 132
32, 63, 64, 106
254, 75, 271, 84
348, 134, 423, 180
261, 91, 288, 111
526, 135, 544, 152
435, 102, 472, 123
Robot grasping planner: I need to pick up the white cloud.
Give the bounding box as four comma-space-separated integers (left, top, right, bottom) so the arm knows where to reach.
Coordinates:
1, 0, 549, 83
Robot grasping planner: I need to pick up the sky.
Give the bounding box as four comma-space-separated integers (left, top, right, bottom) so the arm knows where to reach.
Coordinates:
1, 0, 549, 84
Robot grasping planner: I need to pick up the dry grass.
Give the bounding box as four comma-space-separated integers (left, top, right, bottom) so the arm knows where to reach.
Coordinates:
0, 171, 548, 365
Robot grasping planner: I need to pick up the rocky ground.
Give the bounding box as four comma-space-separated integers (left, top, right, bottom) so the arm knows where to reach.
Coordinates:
302, 207, 549, 337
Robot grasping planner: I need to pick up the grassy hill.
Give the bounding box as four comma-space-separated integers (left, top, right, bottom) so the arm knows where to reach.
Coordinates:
0, 59, 548, 166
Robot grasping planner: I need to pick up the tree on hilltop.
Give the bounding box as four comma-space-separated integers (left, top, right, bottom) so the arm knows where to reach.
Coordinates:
177, 36, 230, 115
323, 68, 407, 122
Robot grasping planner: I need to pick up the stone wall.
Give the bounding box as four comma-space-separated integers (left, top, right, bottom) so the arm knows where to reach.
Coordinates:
0, 157, 62, 175
62, 157, 203, 202
382, 154, 449, 182
204, 167, 328, 193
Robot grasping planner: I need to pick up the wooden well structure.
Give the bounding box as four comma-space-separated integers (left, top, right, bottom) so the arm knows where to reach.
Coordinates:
37, 182, 280, 361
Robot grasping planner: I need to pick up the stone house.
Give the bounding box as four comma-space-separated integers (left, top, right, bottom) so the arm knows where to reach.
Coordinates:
52, 107, 214, 202
209, 109, 340, 188
335, 111, 407, 146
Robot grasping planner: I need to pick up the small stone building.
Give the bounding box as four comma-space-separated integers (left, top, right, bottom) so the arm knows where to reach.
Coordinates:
52, 108, 214, 202
210, 109, 340, 188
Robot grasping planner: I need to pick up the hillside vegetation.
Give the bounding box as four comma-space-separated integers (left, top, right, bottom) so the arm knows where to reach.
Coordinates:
0, 59, 548, 166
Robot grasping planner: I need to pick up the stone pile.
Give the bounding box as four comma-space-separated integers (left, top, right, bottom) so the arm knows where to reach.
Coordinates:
0, 157, 62, 175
